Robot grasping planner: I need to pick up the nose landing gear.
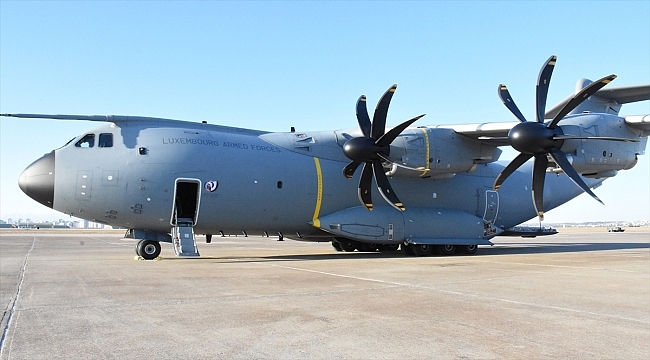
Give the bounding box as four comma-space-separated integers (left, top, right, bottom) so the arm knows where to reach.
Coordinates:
135, 240, 161, 260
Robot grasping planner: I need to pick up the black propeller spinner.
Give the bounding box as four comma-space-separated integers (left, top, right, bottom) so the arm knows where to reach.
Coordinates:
493, 55, 618, 220
342, 84, 425, 211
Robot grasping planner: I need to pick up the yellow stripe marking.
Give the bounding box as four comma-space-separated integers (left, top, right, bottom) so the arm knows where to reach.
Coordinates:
312, 157, 323, 228
420, 128, 431, 177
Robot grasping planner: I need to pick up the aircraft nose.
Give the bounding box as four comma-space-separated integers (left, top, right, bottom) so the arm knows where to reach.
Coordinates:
19, 151, 55, 209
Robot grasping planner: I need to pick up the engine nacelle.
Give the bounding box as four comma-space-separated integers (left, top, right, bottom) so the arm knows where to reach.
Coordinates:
387, 128, 501, 178
558, 114, 646, 176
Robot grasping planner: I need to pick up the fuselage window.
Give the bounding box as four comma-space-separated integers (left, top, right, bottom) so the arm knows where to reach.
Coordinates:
75, 134, 95, 148
98, 133, 113, 148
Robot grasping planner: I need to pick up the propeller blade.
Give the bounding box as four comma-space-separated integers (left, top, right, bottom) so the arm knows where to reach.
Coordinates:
371, 84, 397, 139
358, 162, 374, 210
531, 154, 549, 220
536, 55, 557, 123
372, 159, 405, 211
552, 135, 638, 142
343, 161, 362, 179
548, 147, 604, 205
376, 114, 426, 147
547, 74, 617, 129
356, 95, 371, 138
498, 84, 527, 123
493, 152, 533, 190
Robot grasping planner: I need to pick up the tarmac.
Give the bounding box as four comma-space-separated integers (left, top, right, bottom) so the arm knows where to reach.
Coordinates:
1, 229, 648, 359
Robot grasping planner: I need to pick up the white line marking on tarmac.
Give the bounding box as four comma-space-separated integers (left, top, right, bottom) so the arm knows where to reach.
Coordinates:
265, 262, 648, 325
469, 260, 642, 273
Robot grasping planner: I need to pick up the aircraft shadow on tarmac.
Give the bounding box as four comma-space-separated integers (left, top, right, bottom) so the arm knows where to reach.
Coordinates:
199, 241, 650, 263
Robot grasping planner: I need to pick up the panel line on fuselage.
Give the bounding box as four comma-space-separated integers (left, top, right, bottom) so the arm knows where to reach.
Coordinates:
420, 128, 431, 177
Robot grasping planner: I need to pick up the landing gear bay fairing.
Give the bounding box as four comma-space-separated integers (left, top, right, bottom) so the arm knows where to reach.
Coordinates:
4, 57, 649, 259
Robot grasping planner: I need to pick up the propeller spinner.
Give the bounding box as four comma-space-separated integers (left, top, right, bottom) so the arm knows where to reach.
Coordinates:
342, 84, 425, 211
493, 55, 617, 220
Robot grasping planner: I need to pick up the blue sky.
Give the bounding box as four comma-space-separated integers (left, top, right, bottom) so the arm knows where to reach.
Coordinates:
1, 1, 649, 223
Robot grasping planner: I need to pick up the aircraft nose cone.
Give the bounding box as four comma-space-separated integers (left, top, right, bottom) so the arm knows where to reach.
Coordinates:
19, 151, 55, 209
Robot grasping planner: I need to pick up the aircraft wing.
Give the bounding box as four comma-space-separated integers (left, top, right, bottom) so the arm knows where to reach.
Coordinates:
436, 114, 650, 146
432, 122, 518, 146
442, 84, 650, 145
0, 113, 268, 135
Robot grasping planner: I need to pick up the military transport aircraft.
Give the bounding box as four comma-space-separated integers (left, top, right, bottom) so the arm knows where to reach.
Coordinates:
4, 56, 649, 259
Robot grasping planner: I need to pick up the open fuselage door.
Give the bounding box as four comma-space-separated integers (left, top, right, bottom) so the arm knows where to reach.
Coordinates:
171, 178, 201, 257
483, 190, 499, 236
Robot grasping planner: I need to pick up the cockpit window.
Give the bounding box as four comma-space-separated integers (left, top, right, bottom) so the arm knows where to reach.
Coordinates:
75, 134, 95, 148
57, 137, 76, 150
98, 133, 113, 148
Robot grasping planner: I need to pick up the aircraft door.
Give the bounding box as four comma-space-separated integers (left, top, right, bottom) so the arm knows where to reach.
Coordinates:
171, 178, 201, 226
483, 190, 499, 223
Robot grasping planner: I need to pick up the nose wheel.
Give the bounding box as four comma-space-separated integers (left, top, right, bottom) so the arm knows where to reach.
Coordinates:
135, 240, 161, 260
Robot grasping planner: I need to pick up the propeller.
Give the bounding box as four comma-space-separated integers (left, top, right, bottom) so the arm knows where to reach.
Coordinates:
493, 55, 619, 220
342, 84, 425, 211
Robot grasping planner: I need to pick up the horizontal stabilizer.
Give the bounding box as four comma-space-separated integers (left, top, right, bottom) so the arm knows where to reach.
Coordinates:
594, 84, 650, 104
546, 81, 650, 118
625, 115, 650, 135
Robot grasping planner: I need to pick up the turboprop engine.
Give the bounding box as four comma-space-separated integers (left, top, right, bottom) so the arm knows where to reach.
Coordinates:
385, 127, 501, 179
552, 113, 646, 177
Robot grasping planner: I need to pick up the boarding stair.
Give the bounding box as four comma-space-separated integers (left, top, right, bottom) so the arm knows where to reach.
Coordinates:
172, 217, 200, 257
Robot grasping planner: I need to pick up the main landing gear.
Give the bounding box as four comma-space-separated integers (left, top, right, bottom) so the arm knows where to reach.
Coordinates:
404, 244, 479, 257
331, 238, 400, 253
331, 238, 479, 257
135, 240, 161, 260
